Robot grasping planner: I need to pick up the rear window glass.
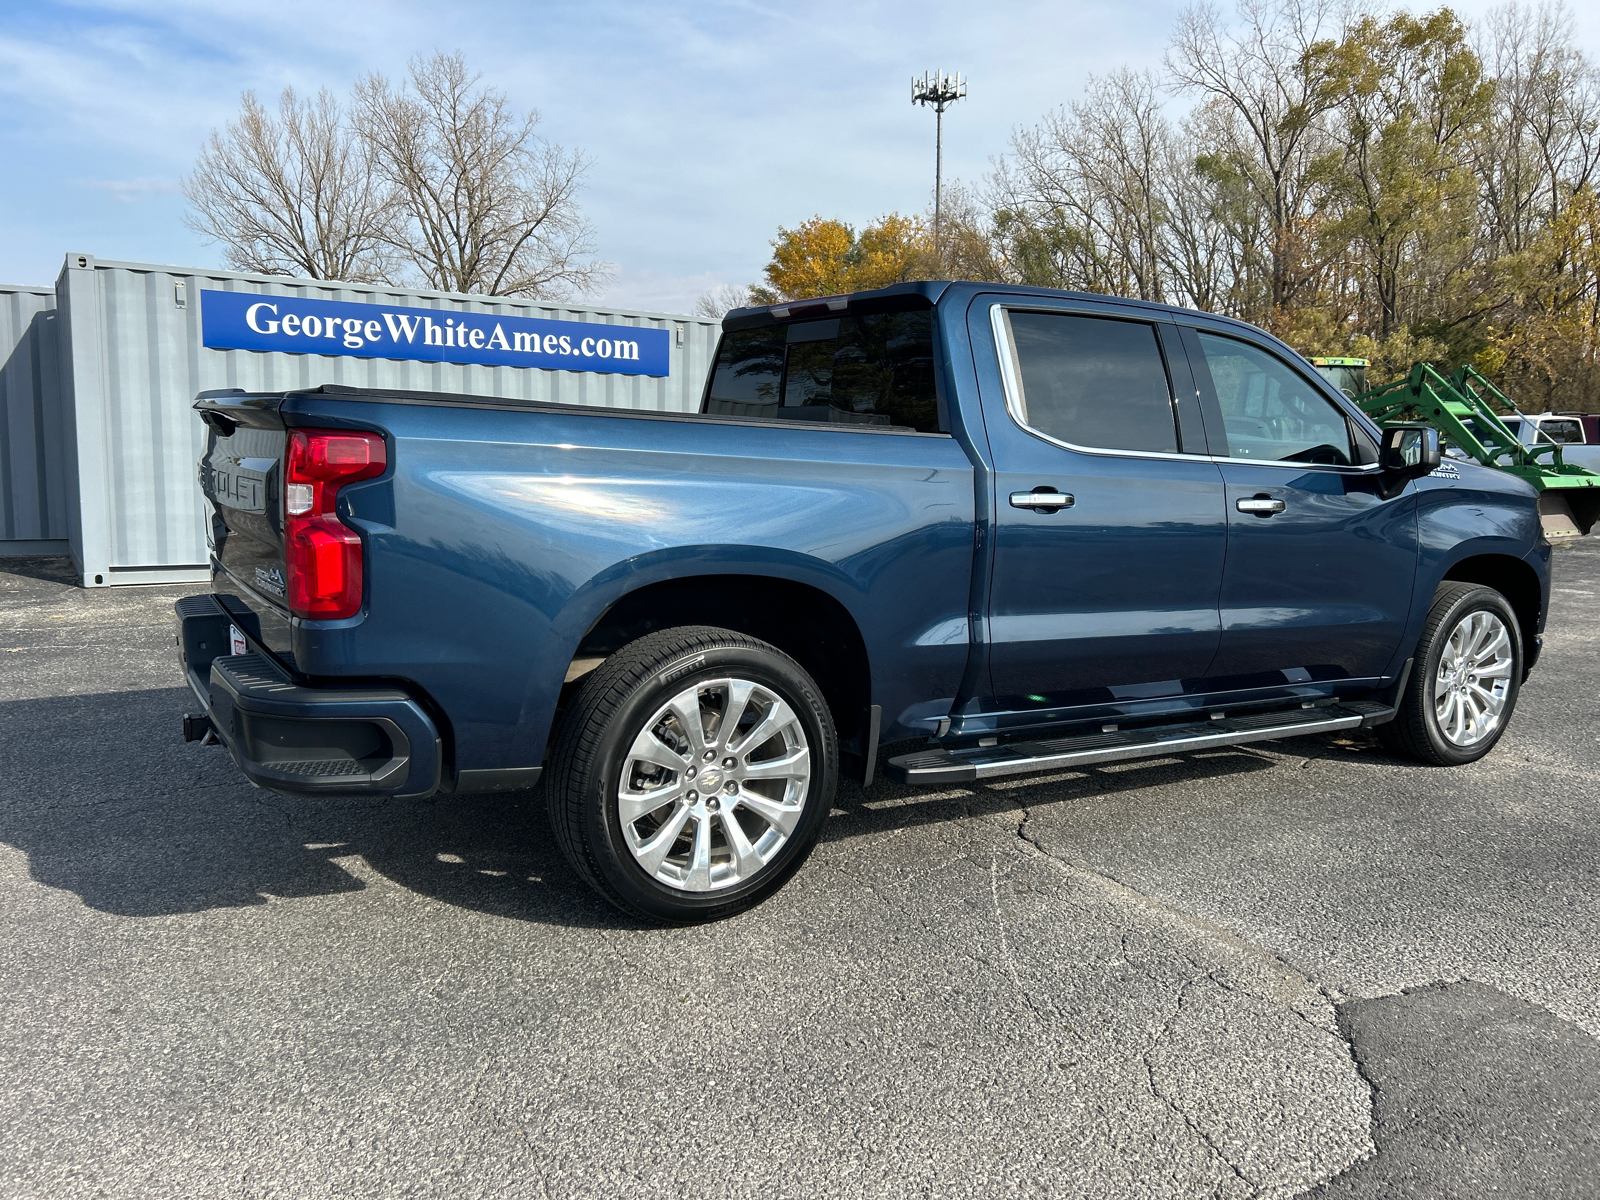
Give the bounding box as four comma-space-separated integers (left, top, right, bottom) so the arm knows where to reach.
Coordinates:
1538, 419, 1583, 445
704, 310, 939, 432
1005, 312, 1178, 453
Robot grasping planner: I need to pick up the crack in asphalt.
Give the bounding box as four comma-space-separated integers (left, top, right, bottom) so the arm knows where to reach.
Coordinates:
997, 770, 1600, 1197
1326, 1001, 1382, 1183
1142, 974, 1257, 1193
1004, 797, 1368, 1196
986, 849, 1080, 1040
1012, 798, 1345, 1024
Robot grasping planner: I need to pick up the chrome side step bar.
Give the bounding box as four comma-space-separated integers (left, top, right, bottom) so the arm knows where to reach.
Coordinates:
884, 701, 1396, 785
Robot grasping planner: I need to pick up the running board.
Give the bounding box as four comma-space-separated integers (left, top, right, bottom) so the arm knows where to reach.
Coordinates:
885, 701, 1396, 785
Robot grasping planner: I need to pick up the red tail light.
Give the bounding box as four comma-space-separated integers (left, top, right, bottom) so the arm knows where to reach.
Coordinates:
284, 429, 386, 619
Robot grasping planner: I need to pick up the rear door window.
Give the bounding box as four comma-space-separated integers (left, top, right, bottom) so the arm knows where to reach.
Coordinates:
1004, 311, 1180, 453
704, 310, 939, 432
1194, 333, 1355, 466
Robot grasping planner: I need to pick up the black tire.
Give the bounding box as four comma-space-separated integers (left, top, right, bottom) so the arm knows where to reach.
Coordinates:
546, 626, 837, 922
1378, 582, 1523, 766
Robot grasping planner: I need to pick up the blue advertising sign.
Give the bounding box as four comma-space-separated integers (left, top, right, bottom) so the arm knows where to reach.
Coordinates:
200, 289, 670, 377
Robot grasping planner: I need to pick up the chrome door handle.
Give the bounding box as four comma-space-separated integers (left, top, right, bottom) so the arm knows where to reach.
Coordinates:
1010, 490, 1074, 510
1237, 497, 1286, 515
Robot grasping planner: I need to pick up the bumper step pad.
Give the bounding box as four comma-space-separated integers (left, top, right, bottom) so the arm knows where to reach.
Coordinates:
885, 701, 1396, 785
205, 652, 441, 796
174, 594, 442, 799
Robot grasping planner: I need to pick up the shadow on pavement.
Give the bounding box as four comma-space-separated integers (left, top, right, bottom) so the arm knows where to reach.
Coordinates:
0, 555, 79, 588
0, 685, 1368, 928
0, 687, 630, 930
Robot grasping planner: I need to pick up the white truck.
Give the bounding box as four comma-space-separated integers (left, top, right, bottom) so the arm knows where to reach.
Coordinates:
1503, 413, 1600, 473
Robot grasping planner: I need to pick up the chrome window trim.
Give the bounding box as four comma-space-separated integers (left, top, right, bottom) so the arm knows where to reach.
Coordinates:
987, 302, 1379, 474
990, 303, 1190, 463
1204, 453, 1380, 474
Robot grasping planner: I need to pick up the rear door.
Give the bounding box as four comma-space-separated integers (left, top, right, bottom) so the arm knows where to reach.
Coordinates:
968, 298, 1228, 720
1180, 327, 1418, 685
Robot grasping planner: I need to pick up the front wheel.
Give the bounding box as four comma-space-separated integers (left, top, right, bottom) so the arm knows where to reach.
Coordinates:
546, 626, 837, 922
1378, 582, 1523, 766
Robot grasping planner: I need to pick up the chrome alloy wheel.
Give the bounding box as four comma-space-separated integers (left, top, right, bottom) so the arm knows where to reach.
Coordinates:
1432, 609, 1514, 748
617, 677, 811, 892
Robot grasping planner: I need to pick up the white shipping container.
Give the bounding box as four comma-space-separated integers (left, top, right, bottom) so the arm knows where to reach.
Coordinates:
29, 254, 720, 585
0, 284, 69, 554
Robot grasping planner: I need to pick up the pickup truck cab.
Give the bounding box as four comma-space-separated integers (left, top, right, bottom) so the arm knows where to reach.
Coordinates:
178, 281, 1551, 921
1503, 413, 1600, 473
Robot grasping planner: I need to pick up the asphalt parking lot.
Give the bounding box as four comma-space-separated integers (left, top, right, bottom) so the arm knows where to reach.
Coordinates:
2, 542, 1597, 1200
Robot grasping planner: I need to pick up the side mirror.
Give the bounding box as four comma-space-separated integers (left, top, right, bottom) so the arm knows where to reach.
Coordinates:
1381, 425, 1440, 474
1379, 426, 1440, 496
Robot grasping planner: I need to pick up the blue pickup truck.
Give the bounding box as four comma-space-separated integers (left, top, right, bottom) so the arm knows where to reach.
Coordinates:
177, 281, 1551, 921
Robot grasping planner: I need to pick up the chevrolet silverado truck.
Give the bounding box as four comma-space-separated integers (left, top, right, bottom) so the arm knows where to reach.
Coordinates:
177, 281, 1551, 921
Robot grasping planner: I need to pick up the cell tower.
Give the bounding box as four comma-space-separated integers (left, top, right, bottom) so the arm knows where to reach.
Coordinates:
911, 70, 967, 249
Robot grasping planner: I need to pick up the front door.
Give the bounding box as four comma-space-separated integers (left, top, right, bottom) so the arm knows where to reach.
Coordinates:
1180, 327, 1418, 685
969, 299, 1229, 724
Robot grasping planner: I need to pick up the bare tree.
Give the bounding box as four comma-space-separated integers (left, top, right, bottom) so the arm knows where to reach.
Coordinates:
1166, 106, 1250, 314
355, 52, 610, 299
1168, 0, 1345, 316
183, 87, 397, 281
694, 284, 752, 318
994, 70, 1207, 304
919, 180, 1005, 281
1477, 2, 1600, 254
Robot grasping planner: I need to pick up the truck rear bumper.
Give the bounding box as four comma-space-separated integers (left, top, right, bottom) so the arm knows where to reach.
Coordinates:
175, 595, 442, 799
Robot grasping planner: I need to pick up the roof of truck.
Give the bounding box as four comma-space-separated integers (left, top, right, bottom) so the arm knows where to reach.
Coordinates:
722, 280, 1284, 344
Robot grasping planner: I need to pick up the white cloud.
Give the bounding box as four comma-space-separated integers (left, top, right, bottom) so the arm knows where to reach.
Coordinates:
1, 0, 1598, 291
595, 267, 743, 317
79, 178, 183, 203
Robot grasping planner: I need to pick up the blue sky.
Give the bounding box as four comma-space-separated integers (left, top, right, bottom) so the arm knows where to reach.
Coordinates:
2, 0, 1594, 313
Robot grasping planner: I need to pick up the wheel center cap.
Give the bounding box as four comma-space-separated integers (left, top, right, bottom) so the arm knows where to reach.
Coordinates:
698, 768, 724, 793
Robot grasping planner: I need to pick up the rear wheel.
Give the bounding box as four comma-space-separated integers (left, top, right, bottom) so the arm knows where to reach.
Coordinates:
1378, 582, 1522, 765
546, 626, 837, 922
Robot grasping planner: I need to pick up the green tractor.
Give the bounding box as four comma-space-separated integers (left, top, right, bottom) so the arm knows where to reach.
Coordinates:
1339, 360, 1600, 538
1309, 357, 1369, 400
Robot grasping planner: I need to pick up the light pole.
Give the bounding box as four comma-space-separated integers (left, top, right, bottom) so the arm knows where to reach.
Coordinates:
911, 70, 967, 251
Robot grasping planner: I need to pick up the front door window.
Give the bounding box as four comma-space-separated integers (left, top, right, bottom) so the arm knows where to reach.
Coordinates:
1196, 332, 1355, 466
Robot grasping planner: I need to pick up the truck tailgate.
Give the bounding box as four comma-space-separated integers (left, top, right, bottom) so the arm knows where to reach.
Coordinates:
195, 394, 293, 663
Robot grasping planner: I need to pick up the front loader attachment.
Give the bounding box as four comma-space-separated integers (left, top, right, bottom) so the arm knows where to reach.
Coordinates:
1538, 488, 1600, 538
1354, 362, 1600, 537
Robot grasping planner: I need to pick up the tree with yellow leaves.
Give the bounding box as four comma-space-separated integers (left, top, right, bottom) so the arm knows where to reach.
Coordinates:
750, 213, 933, 303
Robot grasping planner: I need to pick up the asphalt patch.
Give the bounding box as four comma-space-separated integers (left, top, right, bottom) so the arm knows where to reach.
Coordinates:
1306, 980, 1600, 1198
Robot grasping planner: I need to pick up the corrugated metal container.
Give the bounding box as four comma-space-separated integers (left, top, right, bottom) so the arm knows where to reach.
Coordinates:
53, 254, 723, 585
0, 285, 69, 553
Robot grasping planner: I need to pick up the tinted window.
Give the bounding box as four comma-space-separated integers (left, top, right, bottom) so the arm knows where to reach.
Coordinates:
704, 327, 785, 417
703, 310, 939, 432
1196, 333, 1354, 465
1006, 312, 1178, 453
